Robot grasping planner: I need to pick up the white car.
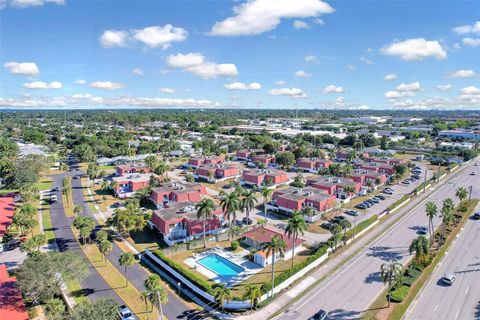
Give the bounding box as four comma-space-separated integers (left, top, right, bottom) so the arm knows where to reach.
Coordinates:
442, 273, 456, 286
118, 305, 135, 320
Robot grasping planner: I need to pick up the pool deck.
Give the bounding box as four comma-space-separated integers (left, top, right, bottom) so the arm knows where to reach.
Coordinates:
184, 247, 263, 287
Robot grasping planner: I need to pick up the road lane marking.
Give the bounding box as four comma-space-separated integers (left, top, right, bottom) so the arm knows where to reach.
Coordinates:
434, 305, 438, 312
466, 286, 469, 295
454, 310, 460, 320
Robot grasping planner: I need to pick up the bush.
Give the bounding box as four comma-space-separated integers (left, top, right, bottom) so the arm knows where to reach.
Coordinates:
389, 285, 409, 303
257, 218, 267, 225
406, 267, 421, 280
231, 240, 239, 251
388, 195, 410, 211
153, 250, 215, 294
343, 215, 378, 240
403, 276, 416, 287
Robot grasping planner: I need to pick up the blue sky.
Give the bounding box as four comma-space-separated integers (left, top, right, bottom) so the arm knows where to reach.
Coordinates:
0, 0, 479, 110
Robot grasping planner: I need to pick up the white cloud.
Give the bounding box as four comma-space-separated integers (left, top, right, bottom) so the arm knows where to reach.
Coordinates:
452, 21, 480, 35
224, 82, 261, 90
99, 30, 128, 48
295, 70, 311, 78
360, 56, 374, 65
90, 81, 125, 90
460, 86, 480, 95
384, 74, 398, 81
159, 87, 176, 94
100, 24, 187, 49
209, 0, 334, 36
381, 38, 446, 61
346, 64, 356, 71
132, 68, 144, 76
396, 82, 421, 91
313, 18, 324, 25
75, 79, 86, 85
0, 0, 6, 9
448, 69, 476, 78
304, 55, 318, 63
268, 87, 306, 98
274, 80, 285, 86
437, 84, 452, 92
23, 80, 62, 89
3, 61, 39, 76
462, 37, 480, 47
132, 25, 187, 49
10, 0, 64, 8
454, 43, 461, 49
166, 52, 238, 79
323, 85, 344, 94
293, 20, 309, 29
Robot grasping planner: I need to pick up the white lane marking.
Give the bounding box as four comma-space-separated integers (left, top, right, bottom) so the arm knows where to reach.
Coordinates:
454, 310, 460, 320
343, 302, 350, 309
466, 286, 470, 295
326, 294, 337, 304
434, 305, 438, 312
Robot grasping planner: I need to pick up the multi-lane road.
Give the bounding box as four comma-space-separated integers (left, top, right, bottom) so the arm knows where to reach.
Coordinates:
274, 160, 478, 320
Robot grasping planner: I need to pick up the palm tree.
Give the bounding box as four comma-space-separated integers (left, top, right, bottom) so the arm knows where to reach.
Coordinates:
98, 240, 112, 265
329, 223, 343, 251
380, 259, 403, 307
144, 275, 168, 320
140, 290, 152, 320
425, 201, 437, 246
285, 211, 307, 268
443, 198, 455, 212
241, 190, 258, 225
62, 176, 72, 204
195, 198, 215, 248
100, 180, 110, 192
455, 187, 468, 203
262, 235, 287, 297
73, 204, 83, 216
260, 186, 273, 222
409, 235, 429, 261
17, 203, 38, 217
243, 284, 261, 309
110, 180, 119, 197
219, 191, 240, 241
145, 155, 158, 172
214, 284, 232, 311
119, 252, 135, 287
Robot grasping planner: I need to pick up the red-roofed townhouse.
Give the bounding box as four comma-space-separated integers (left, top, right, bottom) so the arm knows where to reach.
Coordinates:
188, 157, 204, 169
203, 155, 225, 165
242, 169, 289, 188
252, 154, 275, 167
236, 150, 252, 161
242, 226, 306, 266
297, 158, 332, 173
0, 196, 15, 243
115, 164, 151, 176
150, 181, 207, 209
378, 164, 396, 176
0, 264, 29, 320
195, 164, 240, 183
389, 158, 407, 166
111, 173, 157, 198
307, 176, 361, 200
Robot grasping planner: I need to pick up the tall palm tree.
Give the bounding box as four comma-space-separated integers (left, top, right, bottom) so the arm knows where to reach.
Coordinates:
241, 190, 258, 225
380, 259, 403, 307
219, 191, 240, 241
443, 198, 455, 212
110, 180, 119, 197
145, 275, 168, 320
262, 235, 287, 298
455, 187, 468, 203
260, 186, 273, 222
195, 198, 215, 248
409, 235, 429, 261
285, 211, 307, 268
45, 298, 65, 319
73, 204, 83, 216
119, 252, 135, 287
214, 284, 232, 311
62, 176, 72, 204
329, 223, 343, 251
425, 201, 438, 246
140, 291, 151, 320
17, 203, 38, 217
243, 284, 261, 309
98, 240, 112, 265
145, 155, 158, 172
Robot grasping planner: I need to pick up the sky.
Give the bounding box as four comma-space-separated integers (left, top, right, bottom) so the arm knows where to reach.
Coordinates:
0, 0, 479, 110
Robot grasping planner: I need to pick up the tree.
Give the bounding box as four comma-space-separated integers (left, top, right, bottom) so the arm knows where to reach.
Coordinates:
118, 252, 135, 288
260, 186, 273, 222
144, 274, 168, 320
45, 298, 65, 320
100, 180, 110, 192
73, 216, 95, 245
409, 235, 429, 261
243, 284, 261, 309
20, 234, 46, 256
338, 218, 352, 240
140, 291, 152, 319
73, 204, 83, 216
455, 187, 468, 203
262, 235, 287, 297
275, 151, 295, 169
195, 198, 215, 248
12, 210, 38, 237
241, 190, 258, 226
285, 211, 307, 268
425, 201, 437, 246
87, 162, 99, 180
145, 155, 158, 172
290, 175, 304, 188
63, 176, 72, 204
185, 174, 194, 183
98, 240, 112, 264
106, 202, 146, 236
214, 284, 232, 311
329, 223, 342, 251
96, 229, 109, 243
380, 135, 389, 150
219, 190, 240, 241
393, 164, 406, 182
110, 180, 118, 197
380, 259, 403, 307
69, 297, 120, 320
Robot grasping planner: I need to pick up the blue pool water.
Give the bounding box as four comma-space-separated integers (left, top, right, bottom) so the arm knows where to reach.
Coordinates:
197, 254, 244, 278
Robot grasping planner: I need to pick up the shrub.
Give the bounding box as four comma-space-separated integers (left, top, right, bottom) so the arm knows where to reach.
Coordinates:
343, 215, 378, 240
388, 195, 410, 211
231, 240, 239, 251
389, 285, 409, 303
257, 218, 267, 225
153, 250, 215, 294
406, 267, 421, 280
403, 276, 416, 287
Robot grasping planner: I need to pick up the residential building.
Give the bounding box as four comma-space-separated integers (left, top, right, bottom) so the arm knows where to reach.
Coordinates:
115, 163, 151, 176
438, 130, 480, 140
307, 176, 361, 200
188, 155, 225, 169
150, 181, 207, 209
241, 168, 289, 188
0, 196, 14, 244
0, 264, 29, 320
296, 158, 332, 173
251, 154, 275, 167
111, 173, 157, 198
236, 150, 252, 161
195, 164, 240, 182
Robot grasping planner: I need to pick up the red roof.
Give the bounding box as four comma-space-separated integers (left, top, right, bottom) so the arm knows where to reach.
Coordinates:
0, 264, 29, 320
0, 196, 15, 237
243, 226, 305, 252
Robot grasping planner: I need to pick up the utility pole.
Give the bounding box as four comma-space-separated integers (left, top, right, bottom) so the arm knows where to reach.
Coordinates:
469, 185, 473, 201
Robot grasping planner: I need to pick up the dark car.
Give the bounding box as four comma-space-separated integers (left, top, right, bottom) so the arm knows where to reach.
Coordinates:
376, 195, 385, 200
355, 204, 367, 210
51, 186, 59, 192
309, 309, 328, 320
345, 210, 359, 216
321, 222, 332, 230
331, 216, 347, 224
242, 217, 253, 225
235, 220, 245, 227
417, 226, 428, 235
370, 197, 380, 204
472, 211, 480, 220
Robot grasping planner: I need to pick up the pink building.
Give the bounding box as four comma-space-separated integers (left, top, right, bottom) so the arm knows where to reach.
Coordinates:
271, 186, 337, 215
111, 173, 157, 198
296, 158, 333, 173
252, 154, 275, 167
242, 169, 289, 188
150, 181, 207, 208
115, 164, 151, 176
307, 176, 361, 200
236, 150, 252, 161
195, 164, 240, 182
188, 155, 225, 168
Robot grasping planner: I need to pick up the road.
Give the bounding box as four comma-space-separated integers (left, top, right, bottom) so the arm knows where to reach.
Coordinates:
49, 172, 124, 303
69, 162, 199, 320
405, 193, 480, 319
274, 161, 478, 320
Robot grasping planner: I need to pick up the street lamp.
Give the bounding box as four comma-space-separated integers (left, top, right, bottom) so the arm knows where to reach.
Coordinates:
177, 282, 181, 295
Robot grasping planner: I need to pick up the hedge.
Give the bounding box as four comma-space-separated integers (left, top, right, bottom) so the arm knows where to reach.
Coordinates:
260, 244, 329, 294
402, 276, 416, 287
153, 250, 215, 294
389, 285, 409, 303
343, 215, 378, 240
387, 195, 410, 211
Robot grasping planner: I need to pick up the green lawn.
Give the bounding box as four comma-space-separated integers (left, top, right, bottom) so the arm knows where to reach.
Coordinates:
35, 177, 53, 191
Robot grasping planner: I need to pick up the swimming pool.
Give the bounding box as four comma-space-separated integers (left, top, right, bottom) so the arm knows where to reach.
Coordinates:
197, 254, 244, 278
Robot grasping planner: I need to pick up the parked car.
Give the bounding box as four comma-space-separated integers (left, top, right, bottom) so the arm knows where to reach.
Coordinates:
321, 222, 332, 230
472, 211, 480, 220
235, 220, 245, 227
118, 305, 135, 320
401, 179, 412, 185
309, 309, 328, 320
370, 197, 380, 204
331, 216, 347, 224
51, 186, 59, 192
242, 217, 253, 225
383, 188, 394, 195
417, 226, 428, 235
49, 194, 57, 203
355, 203, 367, 210
470, 171, 477, 176
376, 195, 385, 200
441, 273, 456, 286
112, 202, 122, 208
345, 210, 359, 216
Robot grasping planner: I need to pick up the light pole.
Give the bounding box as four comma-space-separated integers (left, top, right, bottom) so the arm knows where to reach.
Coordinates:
469, 185, 473, 201
353, 214, 357, 240
177, 282, 181, 295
